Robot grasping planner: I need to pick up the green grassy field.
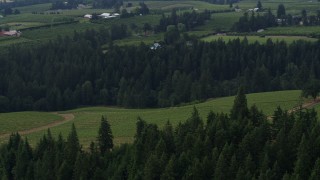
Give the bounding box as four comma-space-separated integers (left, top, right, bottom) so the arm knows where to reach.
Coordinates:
16, 3, 52, 13
0, 112, 62, 135
1, 0, 319, 48
127, 1, 231, 11
202, 35, 318, 43
262, 26, 320, 36
112, 33, 163, 46
0, 36, 33, 47
0, 90, 303, 147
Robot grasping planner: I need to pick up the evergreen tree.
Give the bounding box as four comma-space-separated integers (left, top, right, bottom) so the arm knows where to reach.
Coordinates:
14, 139, 33, 179
160, 156, 177, 180
64, 123, 80, 174
302, 79, 320, 101
277, 4, 286, 18
309, 158, 320, 180
230, 86, 249, 120
97, 116, 113, 154
214, 149, 228, 180
257, 1, 262, 10
293, 135, 312, 180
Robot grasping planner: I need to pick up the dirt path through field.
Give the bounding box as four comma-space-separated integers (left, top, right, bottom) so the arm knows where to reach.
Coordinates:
0, 113, 74, 139
268, 97, 320, 120
287, 98, 320, 114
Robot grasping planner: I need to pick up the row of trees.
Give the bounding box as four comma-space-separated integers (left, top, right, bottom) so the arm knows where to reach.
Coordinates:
1, 7, 20, 16
0, 27, 319, 112
232, 10, 277, 32
154, 9, 211, 32
119, 2, 150, 19
233, 4, 320, 32
93, 0, 122, 9
51, 0, 86, 10
1, 89, 320, 179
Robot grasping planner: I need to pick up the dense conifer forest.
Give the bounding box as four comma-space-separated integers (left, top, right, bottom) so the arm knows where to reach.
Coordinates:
1, 89, 320, 179
1, 7, 319, 111
0, 27, 319, 112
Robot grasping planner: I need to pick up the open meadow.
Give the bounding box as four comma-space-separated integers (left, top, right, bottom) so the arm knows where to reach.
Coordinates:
0, 112, 62, 135
0, 90, 306, 147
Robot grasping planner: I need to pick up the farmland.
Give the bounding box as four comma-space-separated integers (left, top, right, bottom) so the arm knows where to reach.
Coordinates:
202, 35, 318, 43
0, 90, 305, 147
0, 0, 319, 48
0, 0, 320, 178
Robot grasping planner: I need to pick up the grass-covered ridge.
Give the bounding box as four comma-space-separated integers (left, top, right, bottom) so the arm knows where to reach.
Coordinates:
0, 90, 302, 147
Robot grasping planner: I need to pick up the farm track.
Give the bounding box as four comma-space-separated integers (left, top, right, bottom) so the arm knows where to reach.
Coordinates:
0, 113, 74, 139
288, 98, 320, 114
268, 97, 320, 120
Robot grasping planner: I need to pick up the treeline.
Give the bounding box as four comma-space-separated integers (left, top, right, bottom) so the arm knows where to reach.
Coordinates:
0, 28, 320, 111
202, 0, 240, 5
232, 10, 277, 32
51, 0, 84, 10
92, 0, 123, 9
154, 9, 211, 32
1, 89, 320, 179
233, 7, 320, 32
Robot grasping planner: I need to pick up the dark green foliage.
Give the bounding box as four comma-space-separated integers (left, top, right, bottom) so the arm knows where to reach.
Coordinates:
1, 85, 320, 180
137, 2, 149, 15
97, 116, 113, 154
233, 10, 277, 32
310, 158, 320, 180
302, 79, 320, 100
155, 10, 211, 33
65, 124, 80, 164
92, 0, 122, 8
0, 28, 320, 111
233, 6, 320, 32
257, 1, 262, 10
14, 139, 33, 179
230, 86, 249, 120
277, 4, 286, 18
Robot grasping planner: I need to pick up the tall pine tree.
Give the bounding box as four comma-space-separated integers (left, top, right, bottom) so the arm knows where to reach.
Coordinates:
97, 116, 114, 154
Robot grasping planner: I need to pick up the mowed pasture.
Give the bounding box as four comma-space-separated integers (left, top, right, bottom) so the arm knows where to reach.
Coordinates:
0, 90, 303, 147
127, 1, 231, 11
0, 112, 62, 135
202, 35, 318, 44
262, 26, 320, 36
